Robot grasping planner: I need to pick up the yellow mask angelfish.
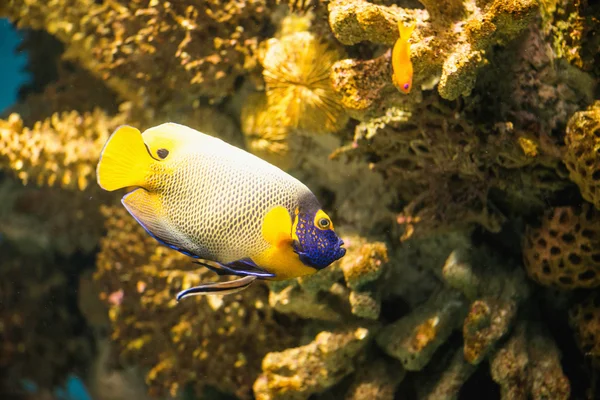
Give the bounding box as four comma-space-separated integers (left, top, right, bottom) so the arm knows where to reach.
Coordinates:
96, 123, 346, 299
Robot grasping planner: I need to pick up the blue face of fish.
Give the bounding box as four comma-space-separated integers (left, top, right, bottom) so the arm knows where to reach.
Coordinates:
292, 207, 346, 270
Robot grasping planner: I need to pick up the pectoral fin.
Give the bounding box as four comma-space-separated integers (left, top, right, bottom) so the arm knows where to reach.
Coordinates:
176, 275, 257, 300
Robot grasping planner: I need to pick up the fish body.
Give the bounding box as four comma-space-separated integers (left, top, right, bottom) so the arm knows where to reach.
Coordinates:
392, 21, 416, 94
96, 123, 345, 298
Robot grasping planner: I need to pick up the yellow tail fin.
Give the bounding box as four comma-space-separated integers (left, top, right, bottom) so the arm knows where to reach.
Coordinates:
96, 125, 153, 191
398, 21, 416, 40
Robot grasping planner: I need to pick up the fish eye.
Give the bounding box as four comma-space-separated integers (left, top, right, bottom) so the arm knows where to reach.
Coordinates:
403, 83, 409, 90
317, 218, 330, 229
157, 148, 169, 159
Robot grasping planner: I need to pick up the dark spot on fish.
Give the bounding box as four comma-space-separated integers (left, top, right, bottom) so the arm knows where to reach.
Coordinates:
403, 83, 409, 90
157, 148, 169, 159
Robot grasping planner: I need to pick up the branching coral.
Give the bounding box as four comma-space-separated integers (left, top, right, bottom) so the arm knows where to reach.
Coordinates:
377, 244, 531, 381
523, 205, 600, 290
2, 0, 275, 104
376, 288, 468, 370
327, 0, 538, 118
0, 108, 124, 191
344, 359, 404, 400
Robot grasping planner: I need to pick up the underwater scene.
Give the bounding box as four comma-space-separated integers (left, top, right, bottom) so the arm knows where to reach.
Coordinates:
0, 0, 599, 399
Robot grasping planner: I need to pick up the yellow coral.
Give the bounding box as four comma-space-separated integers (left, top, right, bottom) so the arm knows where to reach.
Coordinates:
254, 327, 371, 400
0, 108, 125, 191
2, 0, 276, 104
259, 31, 348, 134
564, 101, 600, 209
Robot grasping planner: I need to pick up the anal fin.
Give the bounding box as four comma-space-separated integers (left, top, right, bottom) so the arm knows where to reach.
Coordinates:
122, 189, 199, 258
194, 258, 276, 278
176, 276, 257, 300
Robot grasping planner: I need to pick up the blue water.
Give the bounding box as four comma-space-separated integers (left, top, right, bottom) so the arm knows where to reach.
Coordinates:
0, 18, 30, 113
22, 375, 93, 400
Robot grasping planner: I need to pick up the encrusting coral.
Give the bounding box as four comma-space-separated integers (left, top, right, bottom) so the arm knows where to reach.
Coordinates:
253, 327, 372, 400
327, 0, 539, 119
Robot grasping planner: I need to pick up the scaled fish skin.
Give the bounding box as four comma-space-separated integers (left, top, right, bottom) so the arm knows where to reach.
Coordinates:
96, 123, 346, 299
392, 21, 416, 94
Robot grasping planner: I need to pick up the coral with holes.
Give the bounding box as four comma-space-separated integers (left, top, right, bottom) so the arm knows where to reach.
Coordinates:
327, 0, 538, 119
95, 206, 300, 399
564, 101, 600, 209
523, 205, 600, 290
569, 292, 600, 364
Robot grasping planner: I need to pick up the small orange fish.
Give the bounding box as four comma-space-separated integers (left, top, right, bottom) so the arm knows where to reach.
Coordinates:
392, 21, 416, 94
